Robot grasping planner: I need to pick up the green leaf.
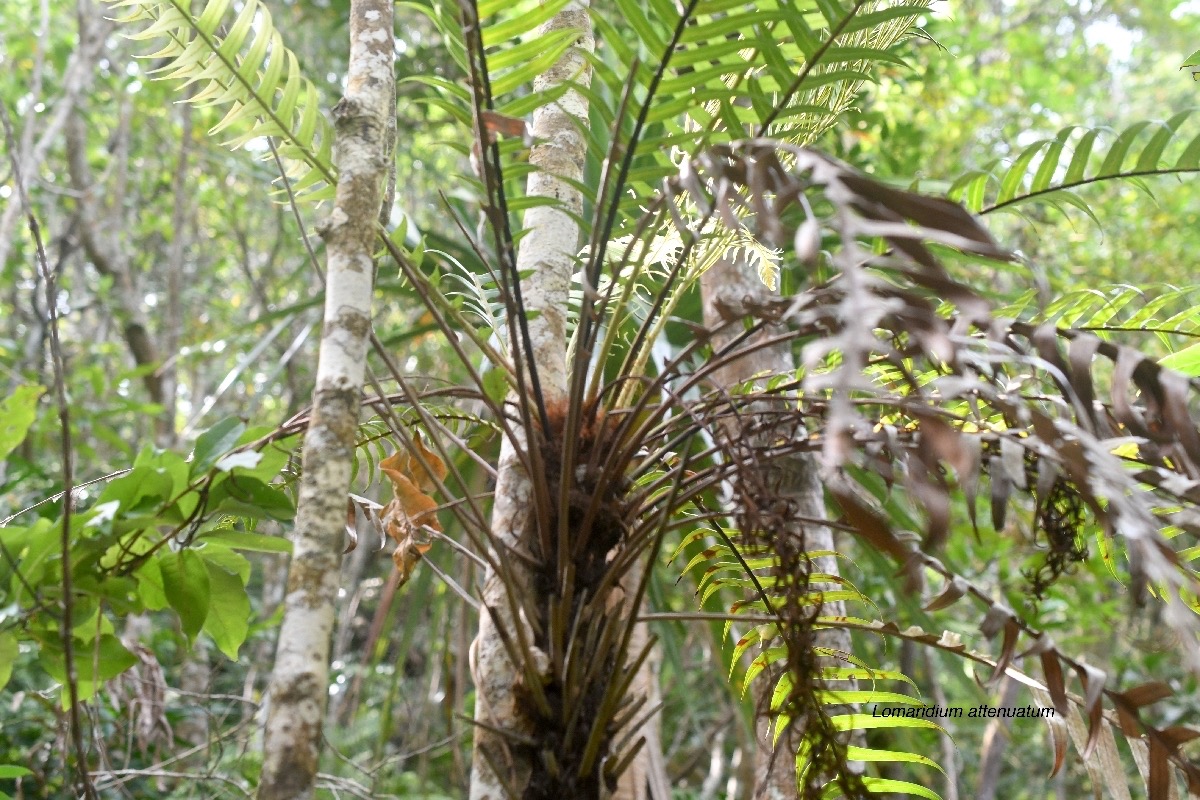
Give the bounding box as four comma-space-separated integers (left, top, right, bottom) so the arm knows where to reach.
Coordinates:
38, 634, 137, 705
0, 385, 43, 463
135, 555, 168, 611
116, 0, 336, 200
858, 777, 942, 799
830, 713, 943, 733
98, 466, 174, 514
843, 744, 942, 771
482, 367, 510, 405
199, 530, 293, 554
0, 765, 31, 779
147, 449, 197, 517
0, 632, 17, 691
201, 559, 251, 660
198, 544, 251, 584
191, 417, 247, 477
969, 117, 1200, 218
210, 474, 296, 522
234, 430, 295, 483
160, 550, 211, 642
1160, 342, 1200, 377
8, 519, 58, 604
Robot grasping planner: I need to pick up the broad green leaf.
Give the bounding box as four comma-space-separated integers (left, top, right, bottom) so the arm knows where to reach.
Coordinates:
210, 475, 296, 522
1160, 342, 1200, 377
202, 560, 251, 659
483, 367, 509, 405
191, 417, 247, 477
235, 428, 295, 483
135, 555, 168, 611
8, 519, 58, 604
200, 530, 293, 554
0, 632, 17, 691
198, 544, 251, 584
160, 550, 211, 642
98, 466, 173, 515
38, 633, 137, 705
0, 385, 43, 463
0, 765, 31, 779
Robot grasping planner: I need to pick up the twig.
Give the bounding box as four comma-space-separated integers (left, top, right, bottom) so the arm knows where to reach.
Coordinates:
91, 770, 251, 797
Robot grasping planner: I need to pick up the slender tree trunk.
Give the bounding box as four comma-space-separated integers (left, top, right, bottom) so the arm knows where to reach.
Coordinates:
159, 100, 191, 445
468, 4, 594, 797
255, 2, 394, 797
925, 651, 960, 800
64, 109, 164, 406
176, 638, 212, 758
700, 256, 852, 800
976, 678, 1020, 800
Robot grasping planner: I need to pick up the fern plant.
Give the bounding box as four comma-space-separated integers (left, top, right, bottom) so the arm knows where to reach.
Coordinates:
101, 0, 1200, 798
110, 0, 336, 199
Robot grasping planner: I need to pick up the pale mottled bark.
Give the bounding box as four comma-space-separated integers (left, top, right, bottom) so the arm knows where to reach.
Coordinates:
700, 256, 851, 800
609, 557, 671, 800
470, 431, 544, 800
468, 4, 594, 798
507, 0, 593, 409
255, 2, 394, 798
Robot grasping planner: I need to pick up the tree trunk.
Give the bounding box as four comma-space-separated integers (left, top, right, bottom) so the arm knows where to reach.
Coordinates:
976, 678, 1020, 800
64, 108, 164, 407
255, 1, 394, 797
159, 99, 192, 445
700, 256, 852, 800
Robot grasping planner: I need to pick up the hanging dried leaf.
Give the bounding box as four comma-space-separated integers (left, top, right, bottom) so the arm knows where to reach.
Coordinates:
923, 575, 968, 612
1075, 662, 1108, 761
345, 493, 385, 555
380, 434, 448, 584
666, 140, 1200, 797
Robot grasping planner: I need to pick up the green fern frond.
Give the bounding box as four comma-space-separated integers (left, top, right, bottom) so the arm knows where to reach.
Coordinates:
592, 0, 931, 206
994, 283, 1200, 352
109, 0, 335, 200
400, 0, 581, 115
671, 520, 945, 796
947, 112, 1200, 219
787, 678, 947, 799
